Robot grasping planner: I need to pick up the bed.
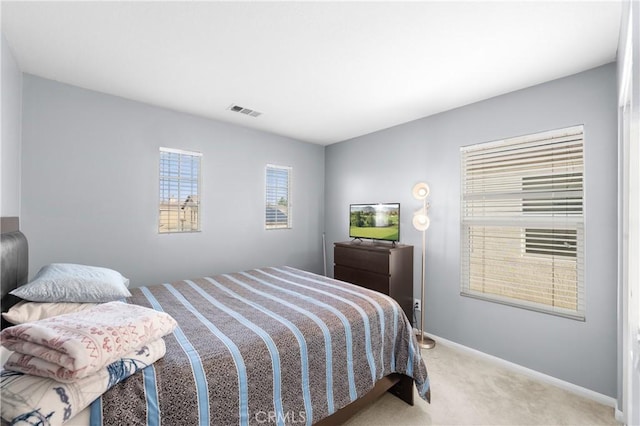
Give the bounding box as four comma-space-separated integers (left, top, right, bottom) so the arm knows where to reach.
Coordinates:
1, 220, 430, 425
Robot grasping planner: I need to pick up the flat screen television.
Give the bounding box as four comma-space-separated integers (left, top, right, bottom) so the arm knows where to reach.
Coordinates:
349, 203, 400, 242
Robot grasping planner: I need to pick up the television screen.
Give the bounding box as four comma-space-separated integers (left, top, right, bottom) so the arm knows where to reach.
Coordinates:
349, 203, 400, 242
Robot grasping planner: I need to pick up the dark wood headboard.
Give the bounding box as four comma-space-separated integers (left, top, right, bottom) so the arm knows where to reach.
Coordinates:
1, 217, 28, 328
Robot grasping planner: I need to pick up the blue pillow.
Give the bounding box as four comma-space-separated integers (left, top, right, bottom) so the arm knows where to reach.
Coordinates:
10, 263, 132, 303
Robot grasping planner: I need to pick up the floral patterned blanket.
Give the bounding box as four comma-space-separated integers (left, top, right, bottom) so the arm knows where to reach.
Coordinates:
1, 338, 166, 426
0, 301, 176, 382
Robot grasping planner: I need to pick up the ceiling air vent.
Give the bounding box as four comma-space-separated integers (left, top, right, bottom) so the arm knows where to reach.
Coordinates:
227, 104, 262, 118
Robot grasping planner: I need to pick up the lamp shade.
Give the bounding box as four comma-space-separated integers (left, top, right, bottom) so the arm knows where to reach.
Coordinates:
412, 210, 430, 231
412, 182, 430, 200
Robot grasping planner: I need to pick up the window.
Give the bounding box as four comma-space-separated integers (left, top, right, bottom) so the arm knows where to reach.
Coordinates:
159, 147, 202, 233
265, 164, 291, 229
460, 126, 585, 320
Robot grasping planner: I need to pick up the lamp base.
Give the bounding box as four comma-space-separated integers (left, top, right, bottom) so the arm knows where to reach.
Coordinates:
416, 332, 436, 349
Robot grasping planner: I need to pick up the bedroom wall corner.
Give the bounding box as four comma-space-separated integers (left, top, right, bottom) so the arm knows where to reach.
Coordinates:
1, 33, 22, 219
325, 63, 618, 398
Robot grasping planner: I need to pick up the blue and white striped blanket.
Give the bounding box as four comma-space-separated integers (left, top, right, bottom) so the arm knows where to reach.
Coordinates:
90, 267, 430, 425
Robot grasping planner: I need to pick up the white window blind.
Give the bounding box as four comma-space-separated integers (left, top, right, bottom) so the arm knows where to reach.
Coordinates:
159, 147, 202, 233
460, 125, 585, 320
265, 164, 291, 229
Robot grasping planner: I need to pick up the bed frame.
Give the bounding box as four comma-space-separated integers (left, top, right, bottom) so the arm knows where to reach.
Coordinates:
0, 217, 27, 330
0, 217, 414, 424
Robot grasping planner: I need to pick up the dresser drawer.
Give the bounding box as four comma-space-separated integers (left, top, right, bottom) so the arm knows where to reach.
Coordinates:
333, 241, 413, 320
334, 265, 390, 294
334, 246, 390, 275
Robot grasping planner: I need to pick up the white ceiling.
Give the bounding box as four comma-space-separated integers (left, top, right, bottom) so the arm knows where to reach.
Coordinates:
1, 1, 622, 145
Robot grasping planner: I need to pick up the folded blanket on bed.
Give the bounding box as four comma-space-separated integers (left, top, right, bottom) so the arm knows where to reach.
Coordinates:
0, 301, 176, 382
1, 337, 166, 426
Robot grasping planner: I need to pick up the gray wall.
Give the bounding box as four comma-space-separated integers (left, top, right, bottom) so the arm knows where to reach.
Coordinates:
21, 75, 325, 286
325, 63, 618, 397
1, 33, 22, 218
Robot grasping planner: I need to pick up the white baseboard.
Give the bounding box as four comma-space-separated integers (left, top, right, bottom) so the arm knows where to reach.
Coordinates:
421, 331, 618, 409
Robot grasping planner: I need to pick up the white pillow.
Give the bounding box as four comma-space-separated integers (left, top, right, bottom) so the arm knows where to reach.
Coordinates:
10, 263, 132, 303
2, 301, 99, 325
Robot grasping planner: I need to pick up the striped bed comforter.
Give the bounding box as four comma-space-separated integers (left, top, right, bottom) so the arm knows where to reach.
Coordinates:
90, 267, 430, 425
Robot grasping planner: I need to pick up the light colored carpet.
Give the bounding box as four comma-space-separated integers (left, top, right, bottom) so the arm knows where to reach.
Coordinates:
344, 342, 618, 425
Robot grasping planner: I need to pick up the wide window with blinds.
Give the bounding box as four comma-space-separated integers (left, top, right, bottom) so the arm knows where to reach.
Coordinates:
460, 125, 585, 320
265, 164, 291, 229
159, 147, 202, 233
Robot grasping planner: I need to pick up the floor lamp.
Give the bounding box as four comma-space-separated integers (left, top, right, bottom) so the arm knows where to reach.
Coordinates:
412, 182, 436, 349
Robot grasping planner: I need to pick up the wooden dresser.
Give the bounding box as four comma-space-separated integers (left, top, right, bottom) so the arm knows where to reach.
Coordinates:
333, 241, 413, 320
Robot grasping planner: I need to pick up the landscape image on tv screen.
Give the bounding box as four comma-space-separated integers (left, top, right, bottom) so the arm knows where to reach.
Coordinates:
349, 203, 400, 242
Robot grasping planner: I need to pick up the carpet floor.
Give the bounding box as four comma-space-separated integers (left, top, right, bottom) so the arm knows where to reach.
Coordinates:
344, 342, 618, 425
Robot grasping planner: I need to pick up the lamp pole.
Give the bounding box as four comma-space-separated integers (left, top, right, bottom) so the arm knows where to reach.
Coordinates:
412, 183, 435, 350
